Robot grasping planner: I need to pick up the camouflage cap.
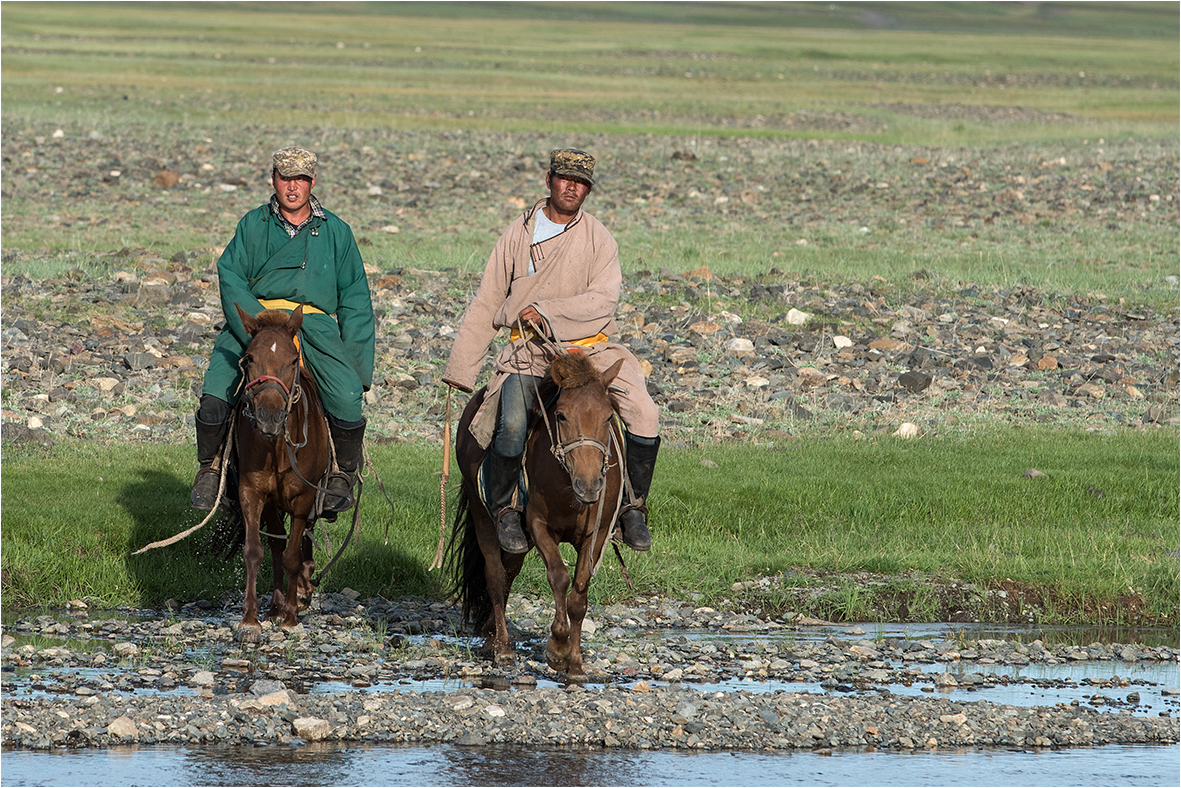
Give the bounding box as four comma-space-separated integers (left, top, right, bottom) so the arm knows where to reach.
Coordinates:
272, 146, 317, 178
549, 148, 595, 185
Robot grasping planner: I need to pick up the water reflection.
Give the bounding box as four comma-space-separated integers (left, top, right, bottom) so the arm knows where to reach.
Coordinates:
1, 742, 1178, 787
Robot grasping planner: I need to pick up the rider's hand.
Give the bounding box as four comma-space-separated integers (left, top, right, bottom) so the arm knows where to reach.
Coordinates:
518, 305, 542, 327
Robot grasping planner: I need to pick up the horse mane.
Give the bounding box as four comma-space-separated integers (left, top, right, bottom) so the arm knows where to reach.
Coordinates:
255, 308, 293, 328
548, 351, 600, 389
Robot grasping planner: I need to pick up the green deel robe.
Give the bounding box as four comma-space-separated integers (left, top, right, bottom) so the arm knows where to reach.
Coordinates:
201, 203, 375, 422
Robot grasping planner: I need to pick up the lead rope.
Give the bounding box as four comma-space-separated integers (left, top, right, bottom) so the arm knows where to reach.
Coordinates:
132, 418, 238, 555
589, 422, 626, 580
429, 388, 452, 571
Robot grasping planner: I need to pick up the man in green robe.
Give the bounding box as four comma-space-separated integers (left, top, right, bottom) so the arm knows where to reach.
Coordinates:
191, 146, 375, 515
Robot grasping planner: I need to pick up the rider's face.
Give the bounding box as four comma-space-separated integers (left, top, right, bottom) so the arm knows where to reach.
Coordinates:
272, 171, 315, 216
546, 172, 592, 218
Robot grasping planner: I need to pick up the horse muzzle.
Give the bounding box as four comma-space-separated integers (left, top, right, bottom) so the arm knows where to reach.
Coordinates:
246, 405, 287, 438
570, 474, 605, 505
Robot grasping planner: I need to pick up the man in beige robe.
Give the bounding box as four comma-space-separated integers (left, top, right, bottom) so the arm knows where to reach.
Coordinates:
442, 148, 660, 554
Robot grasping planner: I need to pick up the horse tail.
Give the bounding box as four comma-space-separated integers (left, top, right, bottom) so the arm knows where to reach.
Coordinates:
443, 483, 492, 632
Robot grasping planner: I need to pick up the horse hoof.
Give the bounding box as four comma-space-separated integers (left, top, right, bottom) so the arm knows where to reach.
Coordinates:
493, 652, 517, 667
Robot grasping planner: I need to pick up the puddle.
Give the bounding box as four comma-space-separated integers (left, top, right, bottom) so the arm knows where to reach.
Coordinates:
646, 620, 1180, 649
5, 613, 1177, 721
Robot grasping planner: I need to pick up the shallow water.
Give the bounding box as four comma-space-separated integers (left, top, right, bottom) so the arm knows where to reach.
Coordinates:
2, 741, 1178, 787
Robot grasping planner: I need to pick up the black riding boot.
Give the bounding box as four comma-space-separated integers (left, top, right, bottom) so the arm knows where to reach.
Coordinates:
191, 397, 231, 510
485, 448, 529, 554
324, 416, 366, 513
618, 433, 660, 552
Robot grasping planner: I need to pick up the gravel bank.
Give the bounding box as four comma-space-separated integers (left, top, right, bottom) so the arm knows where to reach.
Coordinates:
3, 593, 1177, 752
2, 263, 1178, 450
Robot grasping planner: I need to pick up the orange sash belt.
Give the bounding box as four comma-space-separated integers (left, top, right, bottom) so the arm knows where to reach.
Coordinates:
509, 328, 608, 347
258, 298, 326, 316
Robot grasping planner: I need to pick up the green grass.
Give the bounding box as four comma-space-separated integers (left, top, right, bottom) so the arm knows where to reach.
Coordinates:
1, 1, 1177, 630
2, 2, 1176, 140
3, 432, 1176, 625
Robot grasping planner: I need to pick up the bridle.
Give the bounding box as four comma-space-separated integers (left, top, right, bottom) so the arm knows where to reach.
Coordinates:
238, 342, 304, 432
545, 405, 613, 480
236, 337, 326, 497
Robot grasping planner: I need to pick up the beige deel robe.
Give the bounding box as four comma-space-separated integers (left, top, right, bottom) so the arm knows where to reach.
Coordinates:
443, 199, 659, 448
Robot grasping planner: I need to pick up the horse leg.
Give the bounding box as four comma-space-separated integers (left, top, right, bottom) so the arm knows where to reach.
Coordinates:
278, 515, 310, 628
565, 543, 598, 678
478, 525, 521, 665
237, 494, 266, 642
531, 523, 573, 673
261, 506, 288, 620
295, 528, 316, 612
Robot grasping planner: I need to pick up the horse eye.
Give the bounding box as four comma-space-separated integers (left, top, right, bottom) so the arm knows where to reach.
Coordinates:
556, 412, 567, 423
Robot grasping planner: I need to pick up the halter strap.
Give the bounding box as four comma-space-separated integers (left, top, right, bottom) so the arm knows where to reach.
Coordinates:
245, 374, 290, 396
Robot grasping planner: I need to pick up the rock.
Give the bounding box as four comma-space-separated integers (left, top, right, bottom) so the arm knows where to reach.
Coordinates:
107, 716, 138, 739
895, 422, 920, 438
1024, 468, 1048, 479
726, 338, 755, 357
897, 371, 932, 393
256, 690, 297, 708
934, 672, 958, 688
250, 679, 285, 696
786, 308, 810, 325
797, 368, 826, 387
293, 717, 331, 741
152, 169, 180, 189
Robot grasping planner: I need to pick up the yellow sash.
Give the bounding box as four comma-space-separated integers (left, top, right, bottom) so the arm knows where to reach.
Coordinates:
509, 328, 608, 347
258, 298, 326, 315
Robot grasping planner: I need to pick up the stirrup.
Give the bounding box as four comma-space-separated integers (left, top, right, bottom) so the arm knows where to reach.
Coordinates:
617, 503, 651, 552
322, 472, 355, 513
496, 506, 529, 554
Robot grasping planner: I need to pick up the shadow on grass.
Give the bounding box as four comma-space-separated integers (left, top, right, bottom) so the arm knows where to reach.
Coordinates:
119, 467, 244, 607
118, 466, 441, 610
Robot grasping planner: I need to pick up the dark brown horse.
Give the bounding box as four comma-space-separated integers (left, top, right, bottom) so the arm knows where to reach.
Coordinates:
447, 350, 625, 677
232, 304, 328, 639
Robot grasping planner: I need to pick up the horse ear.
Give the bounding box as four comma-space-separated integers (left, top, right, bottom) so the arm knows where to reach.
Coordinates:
236, 303, 260, 335
599, 358, 625, 389
286, 304, 304, 334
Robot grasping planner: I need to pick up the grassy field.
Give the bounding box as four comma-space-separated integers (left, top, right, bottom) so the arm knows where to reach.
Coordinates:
2, 3, 1177, 301
1, 2, 1177, 624
2, 431, 1177, 625
2, 2, 1176, 138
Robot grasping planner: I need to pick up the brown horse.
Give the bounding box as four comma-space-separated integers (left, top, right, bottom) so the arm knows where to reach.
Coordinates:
232, 304, 328, 639
446, 350, 625, 677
